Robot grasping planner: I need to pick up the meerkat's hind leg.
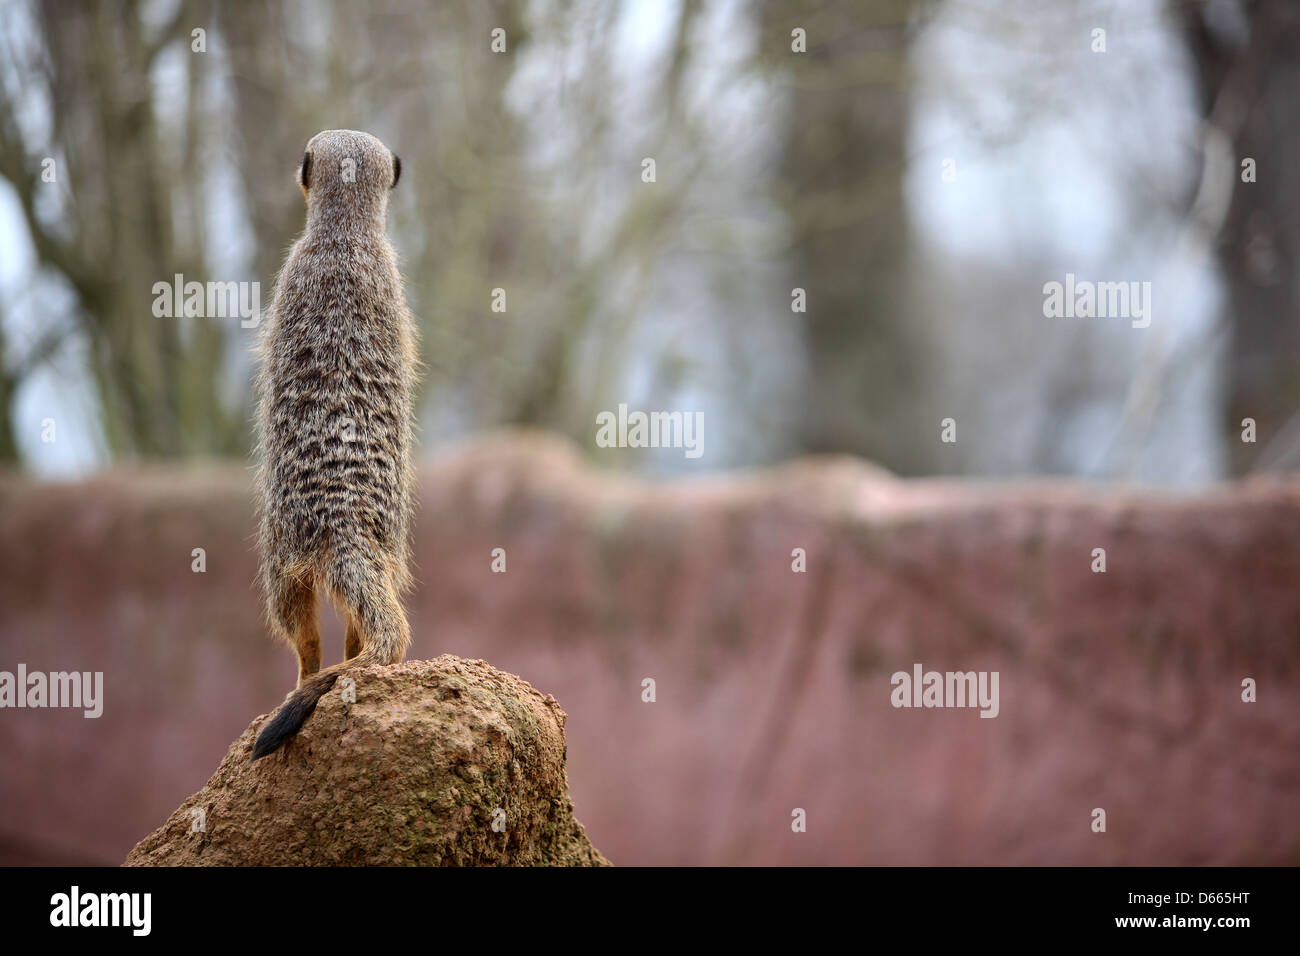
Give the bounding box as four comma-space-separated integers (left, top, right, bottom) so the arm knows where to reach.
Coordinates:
344, 613, 363, 661
269, 572, 321, 688
325, 549, 411, 667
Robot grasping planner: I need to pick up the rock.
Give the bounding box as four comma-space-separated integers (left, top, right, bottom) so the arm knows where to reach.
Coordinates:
123, 656, 610, 866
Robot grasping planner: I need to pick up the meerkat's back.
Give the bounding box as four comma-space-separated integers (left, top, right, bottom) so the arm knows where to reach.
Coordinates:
251, 129, 418, 760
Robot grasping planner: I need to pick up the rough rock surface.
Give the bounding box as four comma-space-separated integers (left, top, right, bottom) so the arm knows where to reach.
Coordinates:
124, 655, 609, 866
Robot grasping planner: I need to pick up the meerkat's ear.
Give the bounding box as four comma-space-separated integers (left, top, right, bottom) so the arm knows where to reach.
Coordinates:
298, 150, 313, 193
391, 153, 401, 189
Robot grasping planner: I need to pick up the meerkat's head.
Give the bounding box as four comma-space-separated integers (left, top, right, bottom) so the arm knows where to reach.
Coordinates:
297, 129, 400, 220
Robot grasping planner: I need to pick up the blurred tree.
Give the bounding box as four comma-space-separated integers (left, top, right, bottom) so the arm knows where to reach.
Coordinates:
1176, 0, 1300, 474
0, 0, 246, 461
757, 0, 927, 473
0, 0, 548, 465
0, 0, 941, 474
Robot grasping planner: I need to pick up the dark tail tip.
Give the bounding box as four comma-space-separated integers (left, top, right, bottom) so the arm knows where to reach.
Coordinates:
251, 673, 340, 761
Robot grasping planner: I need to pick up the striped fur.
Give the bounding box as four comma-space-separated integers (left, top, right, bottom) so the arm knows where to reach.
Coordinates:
251, 130, 418, 760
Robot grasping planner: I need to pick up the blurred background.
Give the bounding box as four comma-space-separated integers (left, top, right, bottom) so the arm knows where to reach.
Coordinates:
0, 0, 1298, 866
4, 0, 1299, 482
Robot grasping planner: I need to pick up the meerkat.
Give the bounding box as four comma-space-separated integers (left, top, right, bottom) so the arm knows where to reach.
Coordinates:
250, 129, 418, 760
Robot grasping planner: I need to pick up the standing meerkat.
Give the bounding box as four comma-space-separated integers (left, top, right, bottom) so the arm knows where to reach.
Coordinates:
251, 129, 418, 760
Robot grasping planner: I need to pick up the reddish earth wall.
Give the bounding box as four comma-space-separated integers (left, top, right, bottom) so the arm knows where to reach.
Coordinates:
1, 431, 1297, 865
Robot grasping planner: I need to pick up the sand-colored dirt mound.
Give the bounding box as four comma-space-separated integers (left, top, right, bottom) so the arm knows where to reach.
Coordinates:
124, 655, 609, 866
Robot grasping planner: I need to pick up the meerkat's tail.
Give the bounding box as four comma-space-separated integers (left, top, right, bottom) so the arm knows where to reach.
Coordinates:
251, 647, 388, 761
250, 670, 338, 760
